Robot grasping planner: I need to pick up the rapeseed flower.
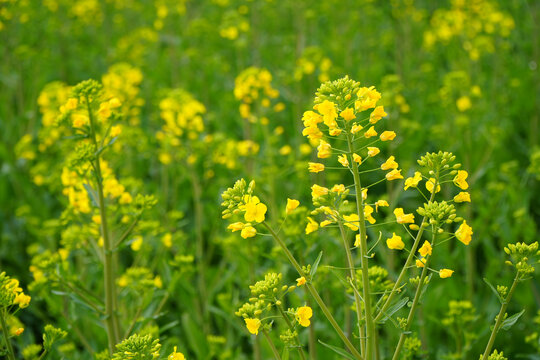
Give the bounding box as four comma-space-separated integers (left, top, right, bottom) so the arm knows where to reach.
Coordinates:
296, 306, 313, 327
394, 208, 415, 224
245, 318, 261, 335
418, 241, 432, 257
386, 233, 405, 250
455, 221, 473, 245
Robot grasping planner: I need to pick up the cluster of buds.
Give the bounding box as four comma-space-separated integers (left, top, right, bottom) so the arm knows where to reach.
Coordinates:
504, 242, 539, 279
221, 179, 254, 219
417, 201, 461, 227
111, 334, 161, 360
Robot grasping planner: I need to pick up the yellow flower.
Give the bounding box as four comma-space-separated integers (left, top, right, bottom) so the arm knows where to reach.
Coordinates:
416, 258, 426, 268
456, 96, 471, 112
404, 172, 422, 190
244, 198, 267, 223
352, 153, 362, 164
331, 184, 345, 194
418, 241, 432, 257
303, 126, 323, 140
453, 170, 469, 190
296, 277, 306, 286
308, 162, 325, 173
355, 86, 381, 111
296, 306, 313, 327
354, 234, 361, 247
364, 126, 378, 138
302, 111, 322, 127
363, 205, 375, 224
162, 233, 173, 248
338, 154, 349, 167
386, 233, 404, 250
317, 100, 338, 128
245, 318, 261, 335
340, 107, 356, 121
227, 222, 245, 232
386, 169, 403, 181
454, 192, 471, 203
343, 213, 359, 231
425, 178, 440, 193
439, 269, 454, 278
351, 123, 363, 134
72, 114, 89, 128
370, 106, 387, 124
241, 226, 257, 239
455, 220, 473, 245
329, 128, 342, 136
367, 147, 380, 157
311, 184, 329, 198
320, 220, 333, 227
305, 217, 319, 234
131, 236, 143, 251
14, 328, 24, 336
286, 198, 300, 214
394, 208, 415, 224
168, 347, 185, 360
380, 131, 396, 141
13, 293, 31, 308
317, 140, 332, 159
65, 98, 78, 110
109, 97, 122, 108
98, 102, 111, 119
381, 156, 398, 170
375, 200, 389, 212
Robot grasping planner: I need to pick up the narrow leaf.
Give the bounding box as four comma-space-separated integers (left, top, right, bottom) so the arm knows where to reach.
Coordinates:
483, 278, 502, 303
501, 309, 525, 331
377, 297, 409, 324
318, 340, 356, 360
310, 251, 323, 278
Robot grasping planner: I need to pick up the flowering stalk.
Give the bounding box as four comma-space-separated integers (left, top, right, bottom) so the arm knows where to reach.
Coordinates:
480, 274, 519, 360
275, 303, 307, 360
263, 222, 364, 360
391, 228, 437, 360
373, 188, 436, 323
346, 132, 376, 359
0, 308, 16, 360
87, 96, 120, 352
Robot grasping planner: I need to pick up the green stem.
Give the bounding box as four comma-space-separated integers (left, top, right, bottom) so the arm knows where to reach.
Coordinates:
480, 274, 520, 360
87, 96, 120, 352
262, 329, 282, 360
337, 219, 366, 356
0, 308, 16, 360
276, 303, 307, 360
346, 133, 375, 359
263, 222, 363, 360
373, 189, 436, 324
391, 229, 437, 360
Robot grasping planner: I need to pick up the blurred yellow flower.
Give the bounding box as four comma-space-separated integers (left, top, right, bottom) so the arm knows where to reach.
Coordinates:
386, 233, 404, 250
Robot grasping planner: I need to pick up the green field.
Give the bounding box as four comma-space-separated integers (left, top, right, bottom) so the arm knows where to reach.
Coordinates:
0, 0, 539, 359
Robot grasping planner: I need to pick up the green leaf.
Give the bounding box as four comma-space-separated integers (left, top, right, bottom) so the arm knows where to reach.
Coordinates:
310, 251, 323, 278
318, 340, 356, 360
483, 278, 502, 303
377, 297, 409, 324
83, 183, 99, 207
182, 313, 209, 359
501, 309, 525, 331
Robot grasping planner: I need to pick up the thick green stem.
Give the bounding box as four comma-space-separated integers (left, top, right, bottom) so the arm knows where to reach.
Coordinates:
87, 97, 120, 353
337, 219, 366, 356
374, 189, 436, 324
0, 309, 16, 360
263, 222, 364, 360
262, 329, 282, 360
480, 275, 520, 360
391, 229, 436, 360
346, 133, 375, 359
